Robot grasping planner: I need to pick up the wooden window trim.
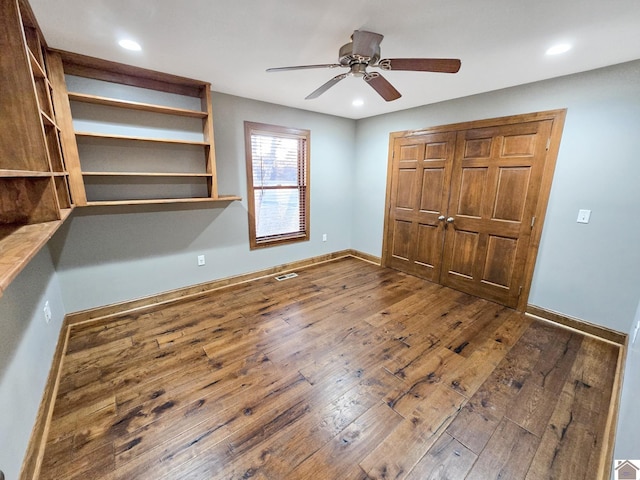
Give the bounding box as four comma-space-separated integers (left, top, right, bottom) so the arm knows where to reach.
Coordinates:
244, 121, 310, 249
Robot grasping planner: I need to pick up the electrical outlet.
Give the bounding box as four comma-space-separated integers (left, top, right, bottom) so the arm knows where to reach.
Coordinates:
633, 319, 640, 344
43, 301, 52, 324
577, 209, 591, 224
197, 254, 205, 266
322, 233, 327, 242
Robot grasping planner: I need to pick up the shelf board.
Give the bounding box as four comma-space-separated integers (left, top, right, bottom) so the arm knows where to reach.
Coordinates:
74, 131, 209, 146
67, 92, 208, 118
0, 169, 53, 178
215, 195, 241, 201
0, 170, 67, 179
82, 171, 213, 177
59, 207, 73, 221
0, 208, 72, 297
85, 196, 241, 206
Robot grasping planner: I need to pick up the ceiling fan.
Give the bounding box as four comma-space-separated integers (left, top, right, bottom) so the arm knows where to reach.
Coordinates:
266, 30, 461, 102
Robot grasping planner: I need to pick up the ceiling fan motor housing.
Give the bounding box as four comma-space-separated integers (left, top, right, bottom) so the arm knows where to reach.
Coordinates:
339, 42, 381, 68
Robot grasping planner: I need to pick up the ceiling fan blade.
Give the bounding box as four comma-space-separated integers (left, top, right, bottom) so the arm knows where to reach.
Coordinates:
379, 58, 461, 73
267, 64, 343, 73
351, 30, 384, 59
305, 73, 348, 100
364, 72, 401, 102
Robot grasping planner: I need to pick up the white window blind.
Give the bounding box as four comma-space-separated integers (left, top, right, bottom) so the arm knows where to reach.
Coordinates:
244, 122, 310, 248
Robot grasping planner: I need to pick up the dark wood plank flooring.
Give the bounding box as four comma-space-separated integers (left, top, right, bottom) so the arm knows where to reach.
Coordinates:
38, 257, 620, 479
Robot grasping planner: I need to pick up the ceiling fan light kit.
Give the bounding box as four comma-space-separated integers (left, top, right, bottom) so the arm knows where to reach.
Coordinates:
267, 30, 461, 102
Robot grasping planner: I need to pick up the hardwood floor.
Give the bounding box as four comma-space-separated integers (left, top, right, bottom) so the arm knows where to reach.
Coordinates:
38, 257, 620, 479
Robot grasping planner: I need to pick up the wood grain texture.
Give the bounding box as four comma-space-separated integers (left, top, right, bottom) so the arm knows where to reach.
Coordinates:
201, 86, 218, 198
55, 49, 207, 97
441, 120, 554, 308
32, 257, 620, 480
0, 208, 71, 297
0, 1, 73, 299
526, 305, 626, 345
404, 433, 477, 480
46, 50, 86, 205
0, 177, 59, 224
73, 131, 210, 146
66, 92, 208, 118
0, 0, 49, 172
465, 418, 539, 480
64, 250, 356, 326
382, 109, 567, 312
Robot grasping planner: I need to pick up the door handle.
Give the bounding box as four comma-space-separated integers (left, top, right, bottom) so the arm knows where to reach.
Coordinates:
446, 217, 455, 223
438, 215, 446, 221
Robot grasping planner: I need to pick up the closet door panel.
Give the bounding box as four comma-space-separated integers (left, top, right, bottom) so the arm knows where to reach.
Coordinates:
440, 120, 553, 307
383, 132, 456, 282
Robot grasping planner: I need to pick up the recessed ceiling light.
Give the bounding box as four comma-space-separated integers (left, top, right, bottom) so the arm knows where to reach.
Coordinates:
546, 43, 572, 56
118, 39, 142, 51
352, 99, 364, 107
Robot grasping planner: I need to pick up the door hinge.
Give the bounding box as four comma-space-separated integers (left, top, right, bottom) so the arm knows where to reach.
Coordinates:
546, 137, 551, 150
530, 216, 536, 228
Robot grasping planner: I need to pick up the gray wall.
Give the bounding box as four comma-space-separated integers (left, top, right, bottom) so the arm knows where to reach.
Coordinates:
4, 61, 640, 477
0, 247, 65, 480
49, 93, 356, 312
353, 60, 640, 334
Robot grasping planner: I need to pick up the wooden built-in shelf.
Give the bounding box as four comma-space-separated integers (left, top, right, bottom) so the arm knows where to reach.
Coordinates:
0, 0, 74, 298
0, 0, 241, 306
57, 51, 240, 207
0, 208, 72, 297
67, 92, 208, 118
82, 171, 213, 177
74, 131, 210, 146
85, 196, 241, 207
0, 169, 54, 178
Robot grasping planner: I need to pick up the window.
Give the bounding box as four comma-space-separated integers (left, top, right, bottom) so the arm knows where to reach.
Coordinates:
244, 121, 310, 249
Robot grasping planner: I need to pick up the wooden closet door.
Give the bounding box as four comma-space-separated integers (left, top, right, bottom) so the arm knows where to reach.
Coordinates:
384, 132, 456, 282
440, 120, 553, 308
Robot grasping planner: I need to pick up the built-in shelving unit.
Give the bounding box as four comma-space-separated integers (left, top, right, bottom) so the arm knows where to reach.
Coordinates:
55, 50, 240, 206
0, 0, 73, 296
0, 0, 240, 296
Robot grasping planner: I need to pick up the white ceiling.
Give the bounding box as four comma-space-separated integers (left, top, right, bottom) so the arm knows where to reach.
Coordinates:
30, 0, 640, 119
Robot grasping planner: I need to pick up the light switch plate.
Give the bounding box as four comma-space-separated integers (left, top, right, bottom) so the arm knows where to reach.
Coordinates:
577, 209, 591, 224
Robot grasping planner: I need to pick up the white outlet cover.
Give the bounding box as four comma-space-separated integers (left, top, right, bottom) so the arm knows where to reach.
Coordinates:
577, 209, 591, 224
197, 255, 205, 266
